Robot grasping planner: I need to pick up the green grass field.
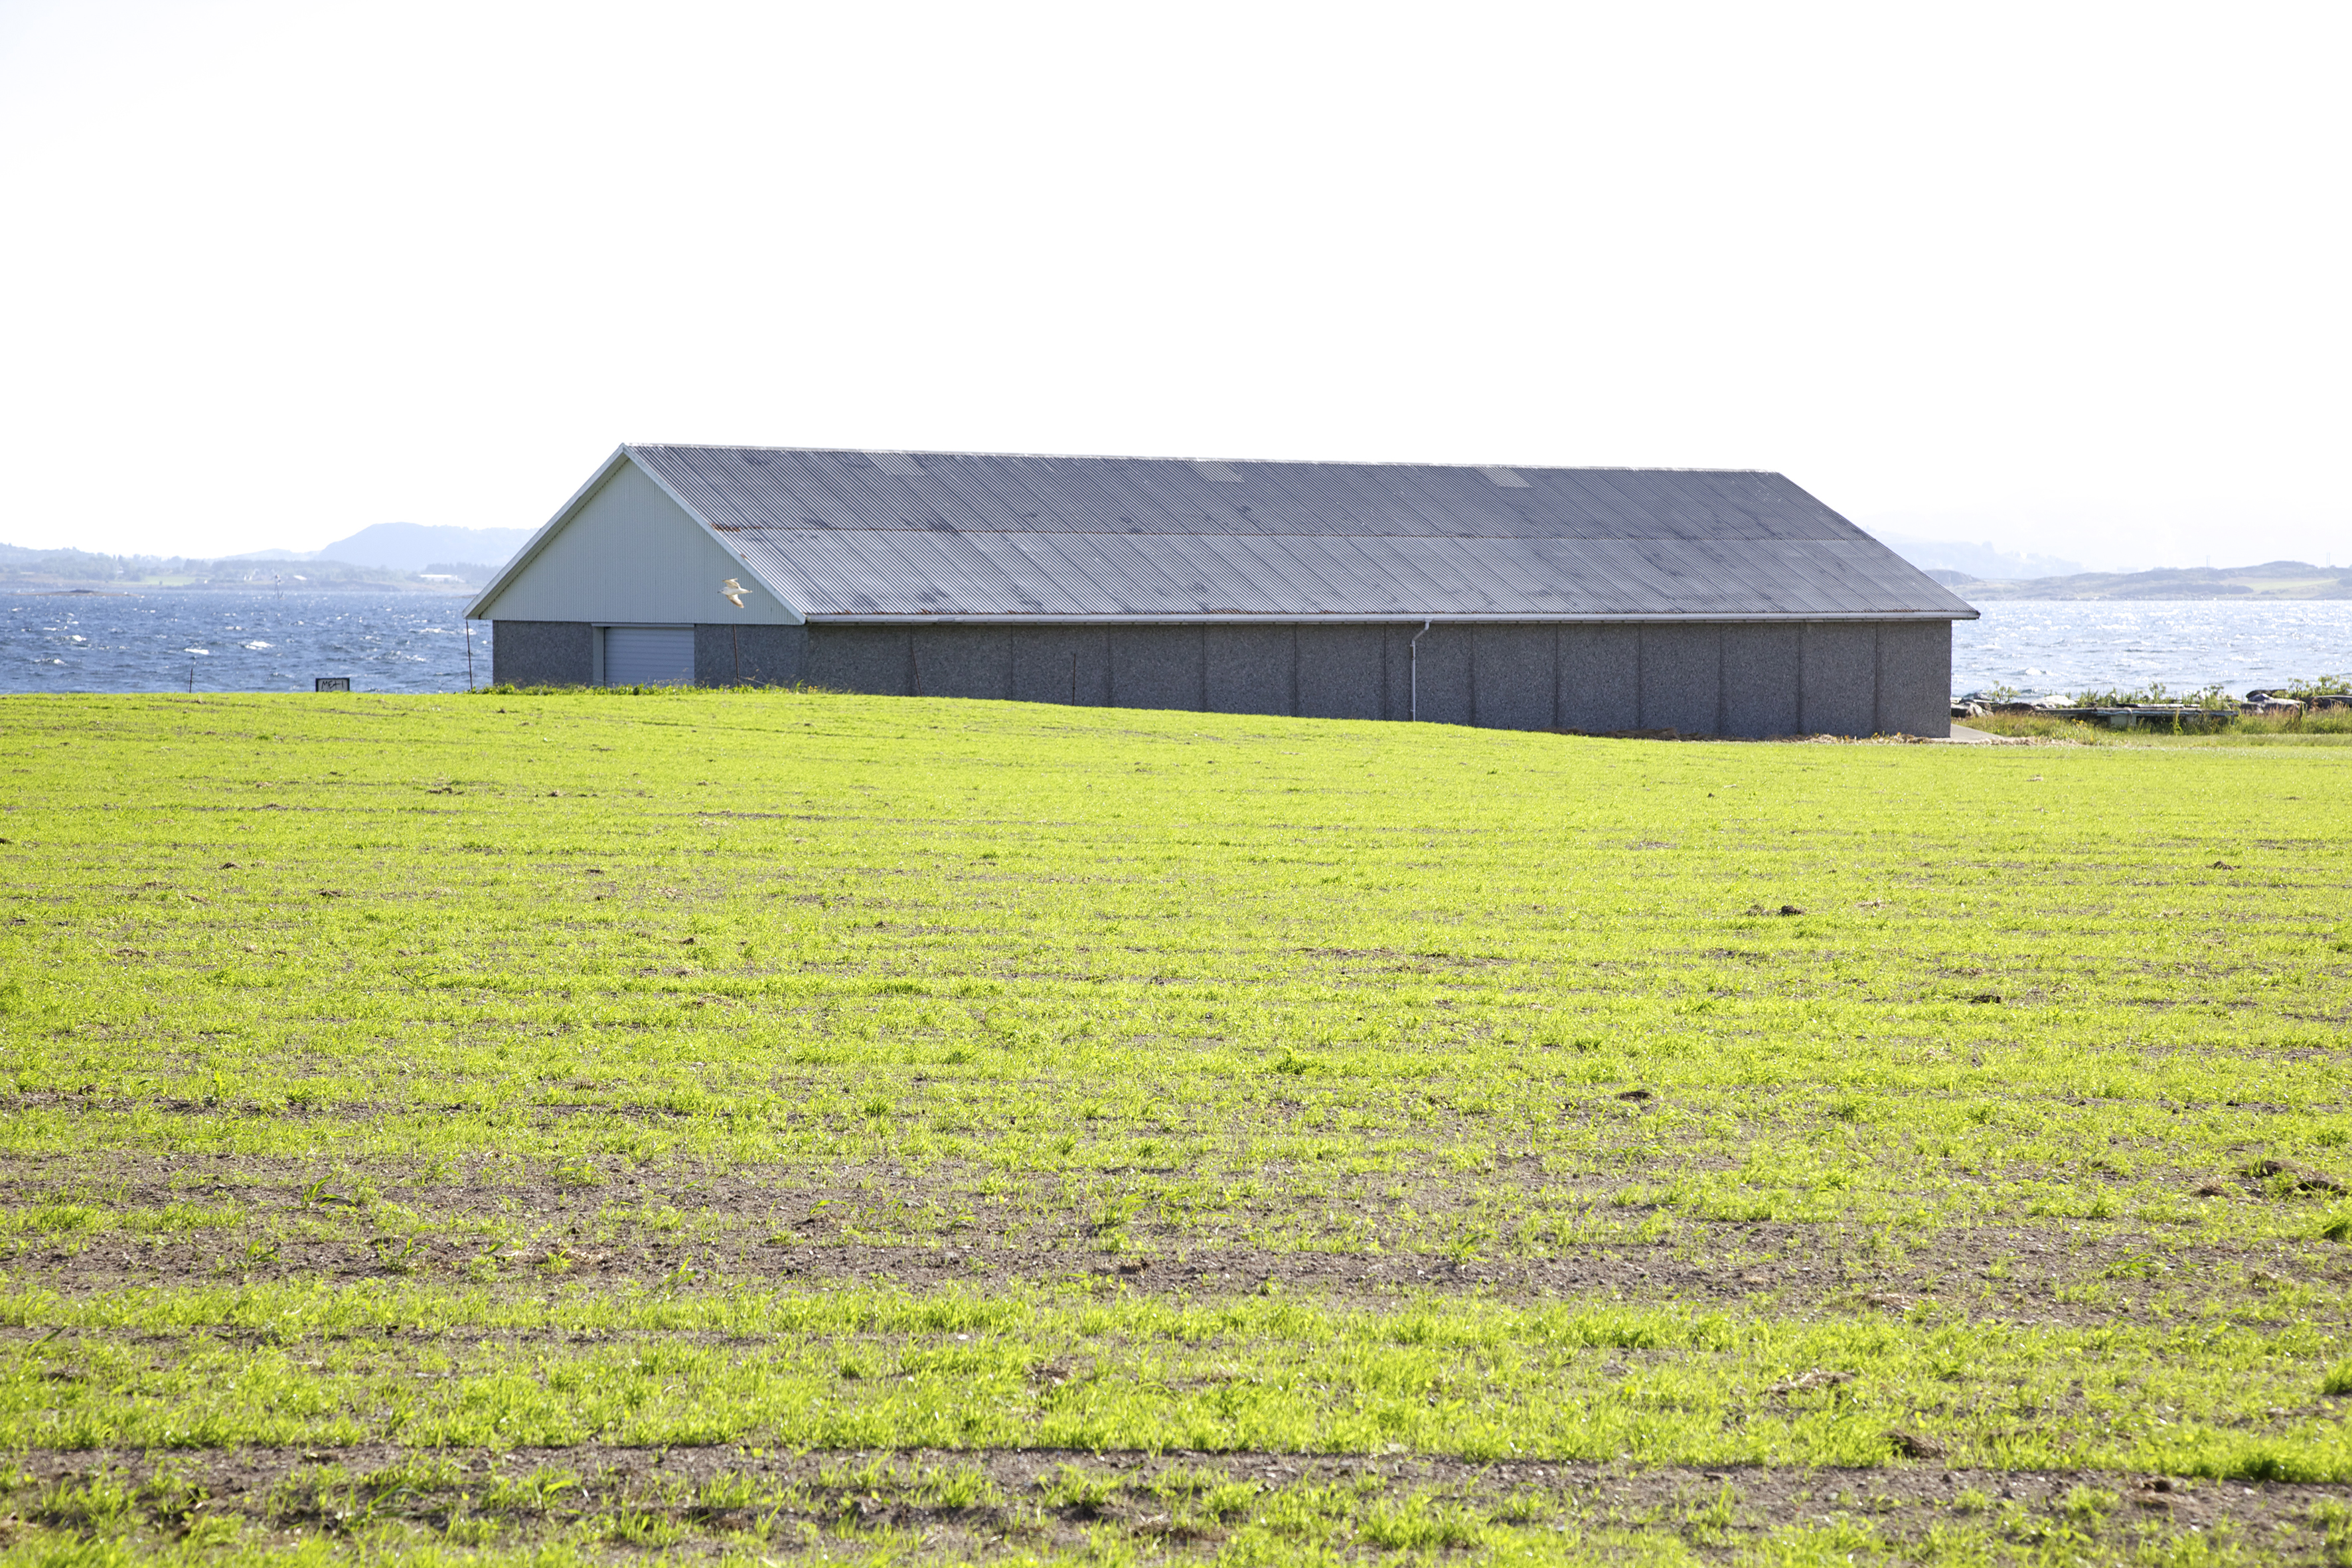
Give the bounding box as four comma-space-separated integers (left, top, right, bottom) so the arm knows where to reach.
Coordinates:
1, 688, 2349, 1565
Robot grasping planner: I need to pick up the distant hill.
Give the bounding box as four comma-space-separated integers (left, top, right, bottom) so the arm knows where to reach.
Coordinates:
311, 523, 531, 573
1877, 534, 2086, 580
1948, 561, 2352, 600
0, 539, 472, 592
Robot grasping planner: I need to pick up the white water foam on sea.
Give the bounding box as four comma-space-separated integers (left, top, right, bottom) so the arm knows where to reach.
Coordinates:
2, 591, 485, 694
1954, 600, 2352, 699
8, 590, 2352, 700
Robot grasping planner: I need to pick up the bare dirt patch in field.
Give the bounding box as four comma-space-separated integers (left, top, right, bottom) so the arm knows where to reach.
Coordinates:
5, 1443, 2339, 1561
17, 1184, 2347, 1332
11, 1157, 2349, 1330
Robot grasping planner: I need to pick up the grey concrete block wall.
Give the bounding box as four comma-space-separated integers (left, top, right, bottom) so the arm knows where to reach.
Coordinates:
915, 626, 1013, 701
807, 627, 912, 696
1638, 625, 1721, 734
1874, 619, 1951, 737
1409, 624, 1473, 726
1113, 626, 1206, 712
1205, 625, 1296, 716
1379, 625, 1417, 721
1298, 625, 1385, 720
1798, 622, 1878, 738
491, 616, 1952, 736
694, 623, 808, 687
491, 621, 592, 687
1012, 627, 1111, 706
1557, 625, 1640, 732
1473, 625, 1555, 731
1721, 625, 1802, 739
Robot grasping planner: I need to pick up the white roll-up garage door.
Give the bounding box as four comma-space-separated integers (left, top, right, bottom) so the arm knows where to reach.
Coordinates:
603, 626, 694, 686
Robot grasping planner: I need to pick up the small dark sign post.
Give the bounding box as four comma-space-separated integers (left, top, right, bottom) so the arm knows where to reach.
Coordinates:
314, 677, 351, 692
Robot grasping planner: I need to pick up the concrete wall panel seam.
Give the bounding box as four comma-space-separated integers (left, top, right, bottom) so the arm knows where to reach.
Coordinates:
1717, 627, 1738, 736
1872, 623, 1884, 736
1636, 626, 1647, 729
1796, 623, 1807, 735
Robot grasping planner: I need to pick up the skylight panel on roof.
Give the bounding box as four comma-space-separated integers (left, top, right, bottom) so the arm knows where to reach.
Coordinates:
1478, 467, 1530, 488
1192, 461, 1242, 483
871, 453, 925, 477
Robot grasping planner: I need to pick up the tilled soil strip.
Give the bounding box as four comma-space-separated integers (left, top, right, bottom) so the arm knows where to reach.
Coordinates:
15, 1233, 2347, 1327
5, 1444, 2337, 1558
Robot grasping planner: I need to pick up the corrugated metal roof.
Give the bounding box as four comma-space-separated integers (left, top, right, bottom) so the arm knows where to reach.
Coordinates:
624, 445, 1976, 622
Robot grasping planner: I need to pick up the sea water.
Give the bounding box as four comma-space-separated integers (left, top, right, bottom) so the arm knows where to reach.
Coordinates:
1953, 600, 2352, 699
7, 589, 2352, 701
2, 591, 484, 695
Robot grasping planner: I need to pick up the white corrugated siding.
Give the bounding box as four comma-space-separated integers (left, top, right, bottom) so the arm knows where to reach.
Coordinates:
473, 460, 799, 625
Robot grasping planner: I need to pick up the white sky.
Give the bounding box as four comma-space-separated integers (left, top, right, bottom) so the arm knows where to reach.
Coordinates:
1, 0, 2344, 570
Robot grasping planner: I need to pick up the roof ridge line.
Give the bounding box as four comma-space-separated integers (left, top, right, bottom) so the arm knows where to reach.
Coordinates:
626, 443, 1778, 477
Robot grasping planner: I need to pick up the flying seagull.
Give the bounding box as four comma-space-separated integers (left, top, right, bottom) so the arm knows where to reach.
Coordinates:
718, 578, 753, 608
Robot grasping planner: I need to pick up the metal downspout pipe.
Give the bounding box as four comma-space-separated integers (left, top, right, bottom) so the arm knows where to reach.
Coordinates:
1409, 619, 1432, 721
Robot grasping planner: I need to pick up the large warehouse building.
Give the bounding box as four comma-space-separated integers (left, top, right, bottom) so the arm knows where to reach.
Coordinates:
466, 445, 1976, 737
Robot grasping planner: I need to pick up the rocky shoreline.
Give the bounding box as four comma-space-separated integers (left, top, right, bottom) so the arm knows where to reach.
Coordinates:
1952, 688, 2348, 726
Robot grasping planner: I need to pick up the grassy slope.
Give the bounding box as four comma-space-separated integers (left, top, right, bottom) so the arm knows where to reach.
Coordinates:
1, 690, 2349, 1563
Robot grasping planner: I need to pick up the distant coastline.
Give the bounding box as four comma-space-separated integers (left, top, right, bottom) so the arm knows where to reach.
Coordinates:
1, 546, 487, 596
1933, 560, 2351, 601
3, 574, 475, 595
1, 523, 523, 597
